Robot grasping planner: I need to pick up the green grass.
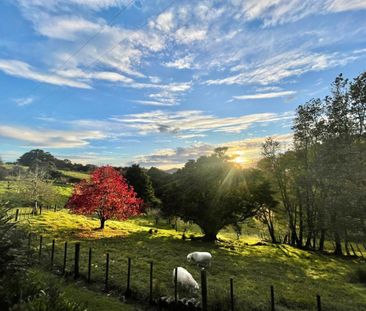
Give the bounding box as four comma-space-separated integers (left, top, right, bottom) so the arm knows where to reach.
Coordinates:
18, 210, 366, 311
59, 170, 90, 180
27, 268, 137, 311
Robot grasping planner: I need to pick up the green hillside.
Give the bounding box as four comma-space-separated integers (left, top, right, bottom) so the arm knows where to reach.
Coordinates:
18, 210, 366, 311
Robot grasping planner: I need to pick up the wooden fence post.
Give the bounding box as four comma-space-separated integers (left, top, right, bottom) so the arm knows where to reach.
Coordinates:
270, 285, 275, 311
88, 247, 92, 283
54, 205, 57, 212
201, 269, 208, 311
39, 206, 42, 215
15, 209, 19, 221
149, 261, 153, 304
63, 242, 68, 274
174, 267, 178, 303
50, 239, 55, 268
317, 295, 322, 311
105, 253, 110, 291
74, 242, 80, 279
39, 236, 43, 260
230, 278, 234, 311
125, 257, 132, 297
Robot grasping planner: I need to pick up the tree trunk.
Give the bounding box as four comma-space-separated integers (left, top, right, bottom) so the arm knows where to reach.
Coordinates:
100, 217, 106, 229
203, 231, 217, 241
334, 231, 343, 256
267, 221, 277, 243
344, 229, 351, 256
318, 229, 325, 252
32, 200, 38, 215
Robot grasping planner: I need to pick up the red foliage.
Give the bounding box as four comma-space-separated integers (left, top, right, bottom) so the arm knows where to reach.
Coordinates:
66, 166, 143, 228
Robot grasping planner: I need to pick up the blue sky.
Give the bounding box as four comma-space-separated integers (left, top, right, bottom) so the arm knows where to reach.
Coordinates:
0, 0, 366, 169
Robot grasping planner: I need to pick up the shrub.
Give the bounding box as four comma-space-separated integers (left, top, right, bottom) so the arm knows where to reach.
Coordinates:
349, 267, 366, 284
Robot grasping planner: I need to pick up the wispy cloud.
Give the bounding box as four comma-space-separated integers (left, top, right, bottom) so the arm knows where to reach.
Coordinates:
0, 59, 91, 89
133, 100, 178, 107
112, 110, 294, 135
205, 50, 366, 86
16, 0, 132, 11
232, 0, 366, 27
233, 90, 296, 100
0, 125, 105, 148
13, 97, 35, 106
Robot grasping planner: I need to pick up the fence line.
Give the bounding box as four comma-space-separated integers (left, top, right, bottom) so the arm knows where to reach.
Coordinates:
11, 211, 366, 310
24, 234, 330, 311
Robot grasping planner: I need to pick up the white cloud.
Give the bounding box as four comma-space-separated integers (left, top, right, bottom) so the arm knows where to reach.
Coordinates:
232, 0, 366, 27
175, 27, 207, 44
233, 90, 296, 100
133, 143, 214, 169
328, 0, 366, 12
13, 97, 35, 106
205, 50, 365, 86
164, 55, 194, 69
35, 15, 101, 41
112, 109, 294, 135
133, 100, 177, 107
133, 133, 293, 169
0, 59, 91, 89
153, 11, 174, 32
16, 0, 131, 11
56, 68, 134, 83
0, 125, 105, 148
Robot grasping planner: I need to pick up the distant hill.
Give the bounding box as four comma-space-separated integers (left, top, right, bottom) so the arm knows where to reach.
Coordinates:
17, 149, 96, 173
164, 168, 179, 174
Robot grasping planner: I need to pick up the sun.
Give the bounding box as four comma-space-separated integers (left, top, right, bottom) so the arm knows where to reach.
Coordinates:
231, 151, 247, 166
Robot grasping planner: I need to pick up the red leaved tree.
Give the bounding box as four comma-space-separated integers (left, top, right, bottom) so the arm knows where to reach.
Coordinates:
66, 166, 143, 229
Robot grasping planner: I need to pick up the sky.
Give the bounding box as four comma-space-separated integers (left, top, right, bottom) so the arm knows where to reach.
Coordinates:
0, 0, 366, 169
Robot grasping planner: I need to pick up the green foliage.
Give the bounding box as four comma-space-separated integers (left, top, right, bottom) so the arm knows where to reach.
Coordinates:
162, 150, 275, 240
124, 164, 161, 208
147, 166, 173, 199
10, 283, 87, 311
350, 267, 366, 285
17, 149, 96, 173
260, 71, 366, 253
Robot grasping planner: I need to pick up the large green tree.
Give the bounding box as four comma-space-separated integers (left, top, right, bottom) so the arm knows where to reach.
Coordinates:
165, 149, 275, 241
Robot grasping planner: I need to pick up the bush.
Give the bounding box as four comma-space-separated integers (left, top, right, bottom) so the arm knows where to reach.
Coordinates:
349, 267, 366, 284
9, 281, 87, 311
0, 202, 86, 310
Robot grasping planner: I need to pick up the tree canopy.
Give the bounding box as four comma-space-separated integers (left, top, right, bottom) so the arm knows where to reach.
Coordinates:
161, 149, 276, 241
124, 164, 161, 209
67, 166, 143, 229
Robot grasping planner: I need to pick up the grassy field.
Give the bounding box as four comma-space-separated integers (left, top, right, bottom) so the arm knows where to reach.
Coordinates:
59, 170, 90, 181
17, 209, 366, 311
25, 268, 138, 311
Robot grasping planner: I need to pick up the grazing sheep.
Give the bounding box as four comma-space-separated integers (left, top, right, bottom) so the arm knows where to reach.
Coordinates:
187, 251, 212, 268
172, 267, 199, 293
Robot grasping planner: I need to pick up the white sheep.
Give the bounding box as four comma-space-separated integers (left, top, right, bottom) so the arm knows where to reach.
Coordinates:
187, 251, 212, 268
172, 267, 199, 294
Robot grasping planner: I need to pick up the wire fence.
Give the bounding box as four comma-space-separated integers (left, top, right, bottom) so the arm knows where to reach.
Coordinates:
10, 208, 366, 310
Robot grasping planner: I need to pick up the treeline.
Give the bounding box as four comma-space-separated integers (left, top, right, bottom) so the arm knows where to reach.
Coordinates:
258, 72, 366, 254
16, 149, 96, 172
0, 149, 97, 183
142, 72, 366, 253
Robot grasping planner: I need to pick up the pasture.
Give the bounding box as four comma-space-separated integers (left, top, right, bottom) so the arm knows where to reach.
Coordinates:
17, 209, 366, 311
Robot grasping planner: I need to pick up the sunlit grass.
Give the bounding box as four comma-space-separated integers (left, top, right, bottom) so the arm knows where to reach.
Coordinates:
18, 209, 366, 311
58, 170, 90, 180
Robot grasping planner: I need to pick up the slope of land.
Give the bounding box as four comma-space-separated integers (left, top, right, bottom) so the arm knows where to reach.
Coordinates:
17, 210, 366, 311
